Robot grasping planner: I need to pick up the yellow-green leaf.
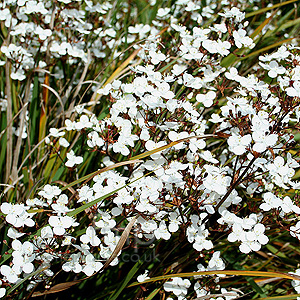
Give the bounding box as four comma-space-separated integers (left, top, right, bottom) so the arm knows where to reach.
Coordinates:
245, 0, 298, 18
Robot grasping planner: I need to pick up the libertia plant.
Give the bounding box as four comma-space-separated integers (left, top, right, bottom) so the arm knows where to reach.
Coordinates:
1, 0, 300, 299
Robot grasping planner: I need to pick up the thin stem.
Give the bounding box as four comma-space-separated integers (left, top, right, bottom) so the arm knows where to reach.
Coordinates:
5, 59, 12, 184
230, 156, 239, 186
203, 156, 256, 223
11, 77, 32, 182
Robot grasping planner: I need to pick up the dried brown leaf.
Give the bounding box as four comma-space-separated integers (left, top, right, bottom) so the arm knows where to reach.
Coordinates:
100, 215, 138, 271
31, 280, 82, 297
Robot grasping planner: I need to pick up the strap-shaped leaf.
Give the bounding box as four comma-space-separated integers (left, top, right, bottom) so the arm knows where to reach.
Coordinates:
127, 270, 300, 287
60, 159, 142, 192
101, 215, 137, 271
245, 0, 298, 18
129, 134, 216, 161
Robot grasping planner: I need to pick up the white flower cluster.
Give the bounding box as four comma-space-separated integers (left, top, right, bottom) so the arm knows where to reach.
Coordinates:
1, 0, 300, 298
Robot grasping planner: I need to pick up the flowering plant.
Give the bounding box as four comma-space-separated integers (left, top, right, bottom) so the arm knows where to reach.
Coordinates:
1, 0, 300, 299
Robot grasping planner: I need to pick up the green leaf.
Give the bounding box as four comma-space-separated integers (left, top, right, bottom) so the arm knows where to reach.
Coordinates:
30, 75, 40, 145
7, 266, 49, 296
220, 53, 239, 68
66, 172, 149, 217
145, 288, 161, 300
109, 250, 152, 300
250, 15, 273, 39
127, 270, 300, 288
241, 38, 294, 60
129, 134, 215, 161
247, 278, 267, 298
256, 295, 300, 300
266, 244, 288, 258
98, 107, 110, 120
60, 159, 142, 192
245, 0, 299, 18
52, 165, 65, 181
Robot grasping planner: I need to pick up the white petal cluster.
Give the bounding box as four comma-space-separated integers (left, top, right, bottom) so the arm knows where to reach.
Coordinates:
1, 1, 300, 298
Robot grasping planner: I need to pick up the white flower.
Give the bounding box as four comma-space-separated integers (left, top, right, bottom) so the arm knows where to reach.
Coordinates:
233, 29, 255, 49
65, 119, 77, 131
82, 254, 103, 276
49, 215, 76, 235
149, 50, 166, 65
196, 91, 216, 108
113, 189, 134, 205
172, 64, 187, 76
216, 40, 231, 56
228, 223, 246, 243
62, 253, 82, 273
203, 165, 231, 195
291, 269, 300, 293
7, 228, 25, 240
11, 69, 26, 81
112, 141, 130, 156
49, 128, 65, 138
228, 133, 251, 155
137, 270, 150, 283
202, 40, 218, 54
1, 202, 24, 220
286, 81, 300, 97
75, 115, 93, 130
145, 140, 167, 159
169, 212, 182, 233
252, 132, 278, 153
78, 185, 94, 203
95, 212, 116, 234
246, 223, 269, 245
157, 7, 170, 18
0, 265, 21, 283
97, 83, 112, 95
154, 221, 171, 240
259, 60, 286, 78
199, 151, 218, 163
193, 232, 213, 252
208, 251, 225, 270
225, 67, 241, 81
219, 7, 245, 23
65, 150, 83, 168
59, 137, 70, 147
0, 203, 34, 228
12, 240, 35, 273
80, 226, 100, 247
239, 240, 261, 253
168, 131, 189, 150
139, 218, 158, 234
260, 192, 282, 211
36, 26, 52, 40
164, 277, 191, 297
290, 221, 300, 240
189, 137, 206, 153
51, 194, 71, 214
38, 184, 61, 201
209, 113, 224, 123
87, 131, 104, 148
0, 282, 5, 298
